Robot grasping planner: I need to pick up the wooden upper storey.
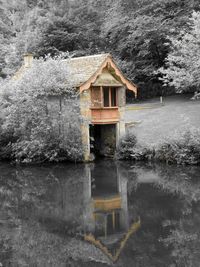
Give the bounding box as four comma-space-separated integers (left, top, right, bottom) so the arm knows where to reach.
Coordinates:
90, 84, 122, 124
75, 54, 137, 124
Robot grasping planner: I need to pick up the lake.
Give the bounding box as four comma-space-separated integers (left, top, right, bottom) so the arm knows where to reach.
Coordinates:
0, 160, 200, 267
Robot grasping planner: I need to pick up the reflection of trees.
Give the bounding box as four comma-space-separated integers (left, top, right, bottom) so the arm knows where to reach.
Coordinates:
153, 165, 200, 203
120, 162, 200, 267
0, 163, 88, 266
153, 165, 200, 267
135, 163, 200, 267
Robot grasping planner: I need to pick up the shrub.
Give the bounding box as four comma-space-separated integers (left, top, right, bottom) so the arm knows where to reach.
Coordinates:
0, 55, 84, 163
116, 132, 153, 161
155, 128, 200, 165
116, 132, 137, 159
117, 128, 200, 166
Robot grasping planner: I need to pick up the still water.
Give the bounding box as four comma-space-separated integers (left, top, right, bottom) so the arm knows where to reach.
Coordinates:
0, 160, 200, 267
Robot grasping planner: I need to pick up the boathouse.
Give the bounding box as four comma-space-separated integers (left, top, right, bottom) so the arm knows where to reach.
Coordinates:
14, 53, 137, 161
65, 54, 137, 160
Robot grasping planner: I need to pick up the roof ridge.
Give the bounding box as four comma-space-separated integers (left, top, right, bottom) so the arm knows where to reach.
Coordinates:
64, 53, 110, 61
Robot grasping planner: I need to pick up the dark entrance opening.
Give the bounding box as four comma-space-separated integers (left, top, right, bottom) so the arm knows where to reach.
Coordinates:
89, 124, 116, 157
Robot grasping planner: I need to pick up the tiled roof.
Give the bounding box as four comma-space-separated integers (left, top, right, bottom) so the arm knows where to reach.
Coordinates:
64, 54, 109, 88
13, 53, 137, 94
13, 54, 109, 88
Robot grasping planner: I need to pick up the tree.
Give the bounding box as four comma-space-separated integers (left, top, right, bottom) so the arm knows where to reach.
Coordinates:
101, 0, 200, 98
0, 0, 49, 77
1, 0, 200, 97
0, 54, 83, 162
37, 0, 105, 57
159, 11, 200, 95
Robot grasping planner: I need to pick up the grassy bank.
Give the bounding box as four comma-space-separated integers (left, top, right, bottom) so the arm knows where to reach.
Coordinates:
121, 95, 200, 165
125, 94, 200, 148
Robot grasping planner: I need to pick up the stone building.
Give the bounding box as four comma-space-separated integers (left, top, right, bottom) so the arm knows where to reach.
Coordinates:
14, 53, 137, 161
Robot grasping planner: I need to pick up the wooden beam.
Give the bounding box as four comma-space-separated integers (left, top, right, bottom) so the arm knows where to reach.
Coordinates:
109, 87, 111, 107
100, 86, 103, 108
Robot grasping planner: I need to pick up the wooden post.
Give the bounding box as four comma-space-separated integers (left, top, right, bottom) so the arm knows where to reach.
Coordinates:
116, 87, 118, 107
109, 87, 111, 107
100, 86, 103, 107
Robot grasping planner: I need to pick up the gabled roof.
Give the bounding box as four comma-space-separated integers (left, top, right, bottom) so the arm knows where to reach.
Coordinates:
64, 54, 137, 95
13, 53, 137, 96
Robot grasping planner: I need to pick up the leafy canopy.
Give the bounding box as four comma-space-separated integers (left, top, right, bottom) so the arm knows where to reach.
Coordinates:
159, 11, 200, 93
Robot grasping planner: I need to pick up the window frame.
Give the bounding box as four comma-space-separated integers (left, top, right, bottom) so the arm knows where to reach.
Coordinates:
102, 86, 118, 108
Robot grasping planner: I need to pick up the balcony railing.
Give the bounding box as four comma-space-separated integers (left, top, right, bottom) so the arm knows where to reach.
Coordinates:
90, 107, 119, 124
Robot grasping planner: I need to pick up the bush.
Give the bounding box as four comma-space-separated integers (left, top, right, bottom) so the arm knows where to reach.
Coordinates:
116, 132, 137, 159
0, 55, 84, 163
155, 128, 200, 165
117, 128, 200, 166
116, 132, 154, 161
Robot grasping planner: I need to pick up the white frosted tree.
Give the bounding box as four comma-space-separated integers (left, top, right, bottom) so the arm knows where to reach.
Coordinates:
159, 11, 200, 97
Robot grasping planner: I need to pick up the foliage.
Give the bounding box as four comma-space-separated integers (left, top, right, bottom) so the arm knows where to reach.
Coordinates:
117, 128, 200, 165
116, 132, 137, 159
0, 0, 45, 76
0, 55, 83, 163
159, 11, 200, 94
0, 0, 199, 98
116, 132, 153, 161
155, 128, 200, 165
101, 0, 199, 98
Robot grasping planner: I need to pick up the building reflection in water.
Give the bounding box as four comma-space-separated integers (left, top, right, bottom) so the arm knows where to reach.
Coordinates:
83, 160, 140, 261
44, 160, 140, 262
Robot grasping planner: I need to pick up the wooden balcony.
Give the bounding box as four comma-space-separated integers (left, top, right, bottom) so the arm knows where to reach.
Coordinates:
90, 107, 119, 124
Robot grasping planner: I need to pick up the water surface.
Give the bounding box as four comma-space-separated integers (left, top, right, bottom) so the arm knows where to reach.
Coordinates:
0, 160, 200, 267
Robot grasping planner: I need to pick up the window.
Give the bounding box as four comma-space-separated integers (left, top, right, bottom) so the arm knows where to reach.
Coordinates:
103, 87, 117, 107
111, 87, 117, 106
103, 87, 109, 107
